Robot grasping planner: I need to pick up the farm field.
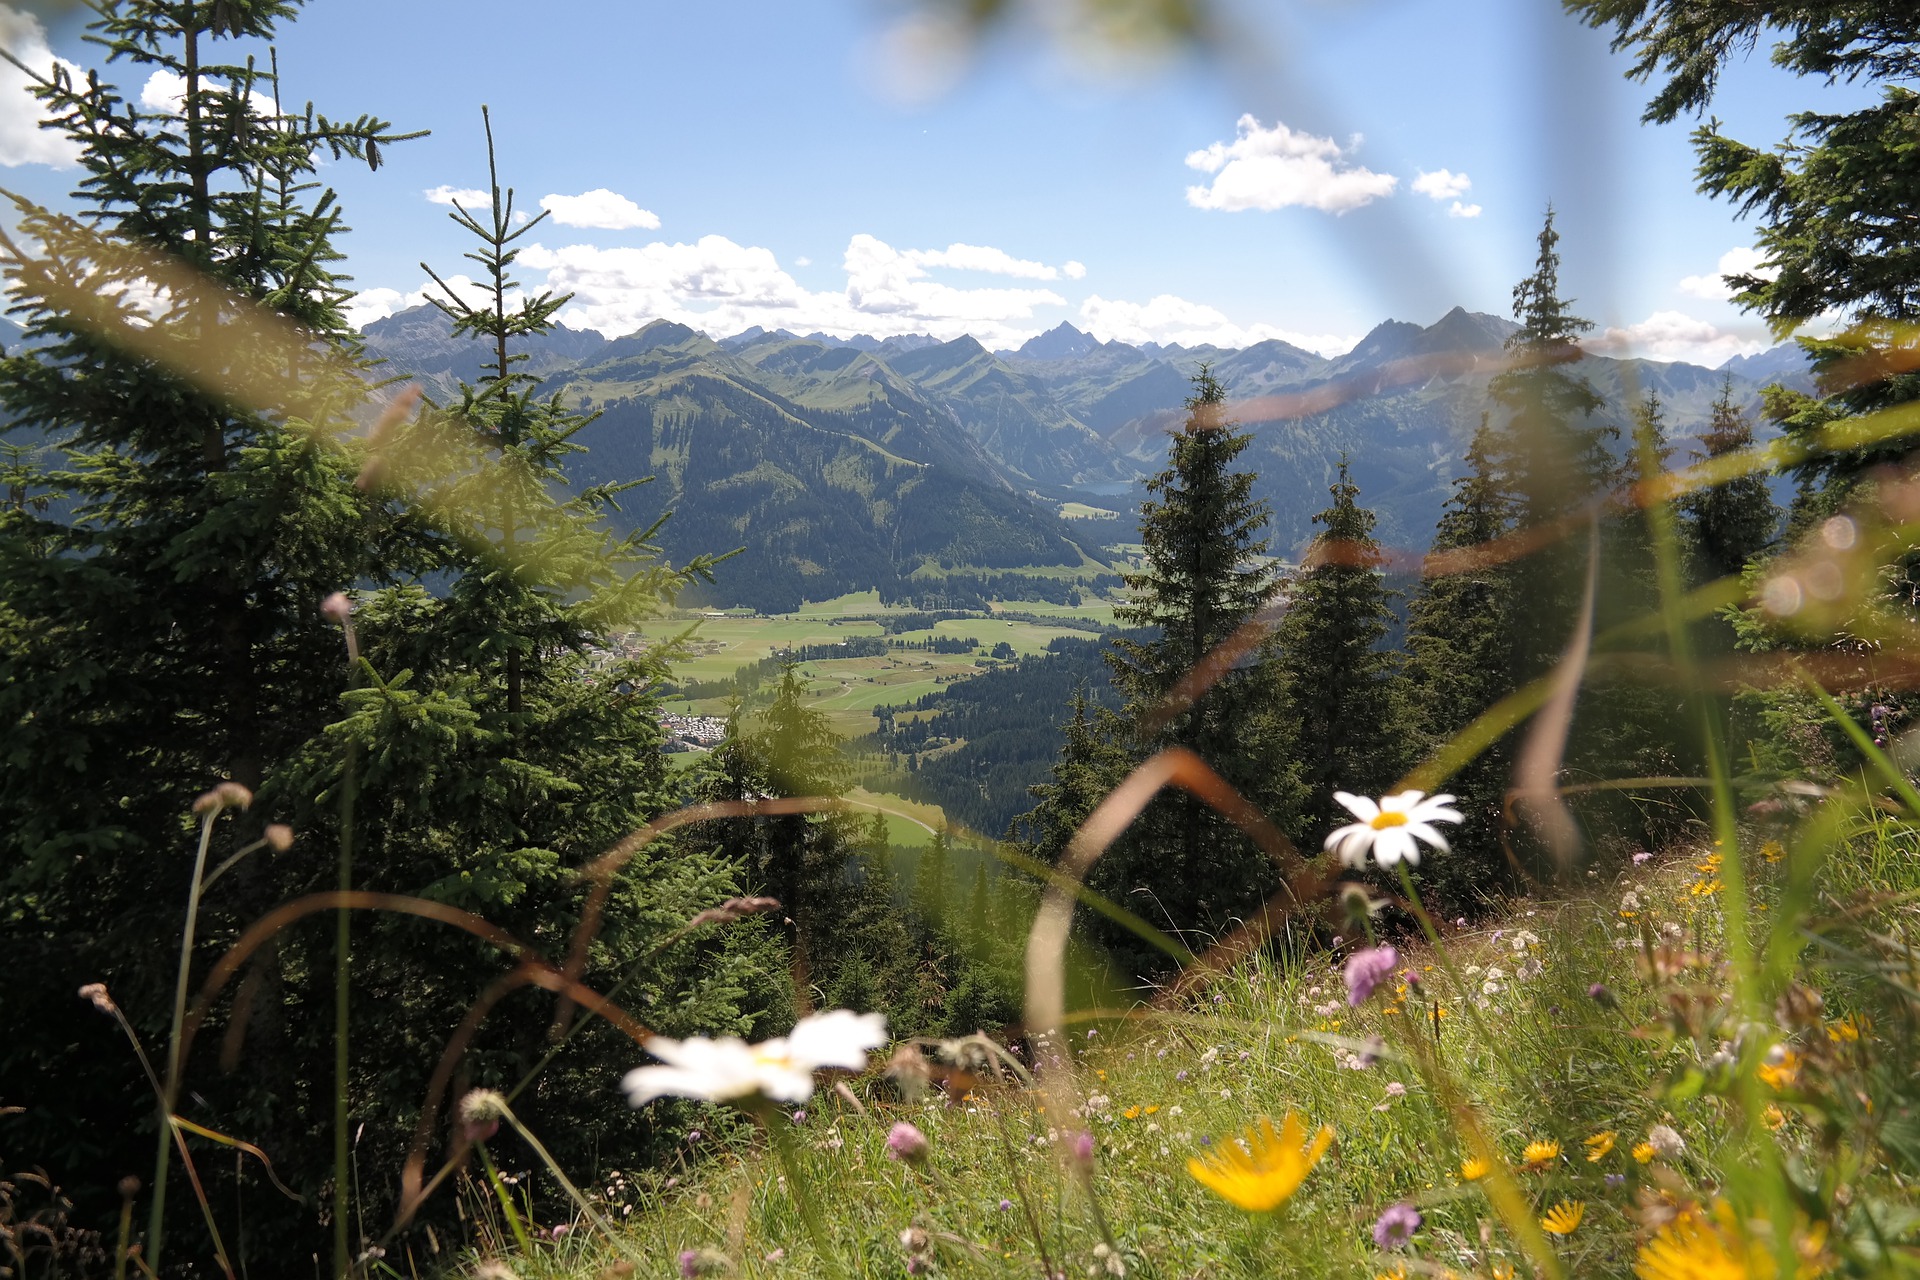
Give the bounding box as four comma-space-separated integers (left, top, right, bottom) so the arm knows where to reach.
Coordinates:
662, 650, 986, 738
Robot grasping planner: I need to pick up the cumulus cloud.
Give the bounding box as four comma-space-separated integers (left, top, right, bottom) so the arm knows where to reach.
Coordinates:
902, 242, 1067, 280
793, 256, 813, 267
1678, 246, 1776, 301
1589, 310, 1769, 365
0, 5, 81, 168
453, 232, 1067, 349
424, 185, 492, 208
1412, 169, 1472, 201
1184, 115, 1397, 214
138, 69, 277, 117
1063, 260, 1086, 280
1078, 293, 1355, 357
538, 188, 660, 231
1448, 201, 1482, 219
343, 274, 512, 330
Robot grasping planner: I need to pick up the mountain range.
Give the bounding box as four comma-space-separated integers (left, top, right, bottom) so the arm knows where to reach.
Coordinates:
355, 306, 1813, 610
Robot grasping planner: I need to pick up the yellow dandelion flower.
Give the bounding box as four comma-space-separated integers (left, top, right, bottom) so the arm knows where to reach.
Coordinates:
1374, 1268, 1407, 1280
1584, 1131, 1616, 1161
1757, 1049, 1802, 1091
1763, 1104, 1786, 1131
1491, 1265, 1516, 1280
1760, 840, 1784, 864
1827, 1013, 1867, 1043
1523, 1138, 1561, 1168
1459, 1155, 1492, 1182
1632, 1142, 1655, 1164
1123, 1106, 1142, 1121
1185, 1112, 1333, 1213
1541, 1200, 1585, 1235
1634, 1204, 1756, 1280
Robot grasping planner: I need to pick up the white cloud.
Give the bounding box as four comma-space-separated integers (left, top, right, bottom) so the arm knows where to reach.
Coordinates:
1678, 246, 1776, 301
138, 69, 277, 118
1078, 293, 1355, 357
462, 232, 1068, 349
0, 5, 81, 168
1184, 115, 1397, 214
538, 188, 660, 231
344, 274, 512, 330
902, 242, 1064, 280
1589, 310, 1769, 366
1448, 200, 1482, 219
424, 185, 492, 208
344, 287, 412, 330
1063, 260, 1087, 280
793, 256, 813, 267
1412, 169, 1472, 201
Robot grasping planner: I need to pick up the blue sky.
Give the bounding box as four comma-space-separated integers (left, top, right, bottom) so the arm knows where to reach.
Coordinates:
0, 0, 1871, 362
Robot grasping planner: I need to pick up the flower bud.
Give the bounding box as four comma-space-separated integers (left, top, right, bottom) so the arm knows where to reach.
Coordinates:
79, 982, 116, 1015
457, 1089, 507, 1144
264, 823, 294, 852
192, 781, 253, 815
321, 592, 353, 624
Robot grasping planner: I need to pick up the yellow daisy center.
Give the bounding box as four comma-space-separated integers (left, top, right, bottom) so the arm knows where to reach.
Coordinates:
1370, 811, 1409, 830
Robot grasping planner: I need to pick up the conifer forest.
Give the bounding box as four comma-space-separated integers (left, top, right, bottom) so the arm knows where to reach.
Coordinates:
5, 1, 1920, 1277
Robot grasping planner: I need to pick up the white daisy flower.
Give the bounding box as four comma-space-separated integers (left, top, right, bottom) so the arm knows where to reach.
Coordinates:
621, 1009, 886, 1107
1323, 790, 1462, 869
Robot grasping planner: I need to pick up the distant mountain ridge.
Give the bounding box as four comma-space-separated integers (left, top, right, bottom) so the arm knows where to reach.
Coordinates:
358, 305, 1816, 601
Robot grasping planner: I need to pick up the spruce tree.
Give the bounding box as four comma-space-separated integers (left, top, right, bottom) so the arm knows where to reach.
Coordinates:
1270, 458, 1406, 837
1570, 0, 1919, 507
280, 113, 763, 1258
0, 3, 424, 1259
1403, 415, 1519, 896
1488, 208, 1616, 684
1094, 368, 1288, 970
1682, 376, 1780, 580
1012, 686, 1131, 859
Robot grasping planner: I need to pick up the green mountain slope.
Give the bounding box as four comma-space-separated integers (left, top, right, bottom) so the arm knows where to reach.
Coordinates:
551, 322, 1087, 611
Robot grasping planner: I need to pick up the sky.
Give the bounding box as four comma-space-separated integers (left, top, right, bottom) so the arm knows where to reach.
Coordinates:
0, 0, 1875, 364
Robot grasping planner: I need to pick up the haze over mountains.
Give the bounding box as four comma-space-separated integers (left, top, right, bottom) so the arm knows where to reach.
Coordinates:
359, 305, 1812, 610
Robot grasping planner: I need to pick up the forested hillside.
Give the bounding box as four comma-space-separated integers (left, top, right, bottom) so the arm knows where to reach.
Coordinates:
364, 304, 1812, 572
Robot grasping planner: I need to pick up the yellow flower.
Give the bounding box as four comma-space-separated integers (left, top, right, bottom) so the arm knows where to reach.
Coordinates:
1491, 1265, 1516, 1280
1763, 1104, 1786, 1131
1760, 840, 1785, 863
1826, 1013, 1867, 1043
1459, 1155, 1492, 1182
1632, 1142, 1656, 1164
1145, 1104, 1160, 1115
1757, 1049, 1802, 1091
1584, 1130, 1616, 1161
1374, 1269, 1407, 1280
1541, 1200, 1585, 1235
1634, 1204, 1762, 1280
1185, 1112, 1333, 1213
1523, 1138, 1561, 1168
1123, 1106, 1142, 1120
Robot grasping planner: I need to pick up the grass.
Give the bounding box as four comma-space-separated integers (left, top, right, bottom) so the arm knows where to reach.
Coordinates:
445, 833, 1916, 1280
662, 652, 986, 738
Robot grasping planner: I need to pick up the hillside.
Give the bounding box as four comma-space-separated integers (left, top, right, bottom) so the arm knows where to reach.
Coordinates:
359, 306, 1816, 586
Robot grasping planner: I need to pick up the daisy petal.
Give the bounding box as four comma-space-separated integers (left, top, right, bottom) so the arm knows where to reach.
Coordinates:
1333, 791, 1380, 822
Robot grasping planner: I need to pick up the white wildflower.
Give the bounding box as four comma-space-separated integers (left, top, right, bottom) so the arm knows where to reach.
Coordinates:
1324, 790, 1462, 869
621, 1009, 886, 1106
